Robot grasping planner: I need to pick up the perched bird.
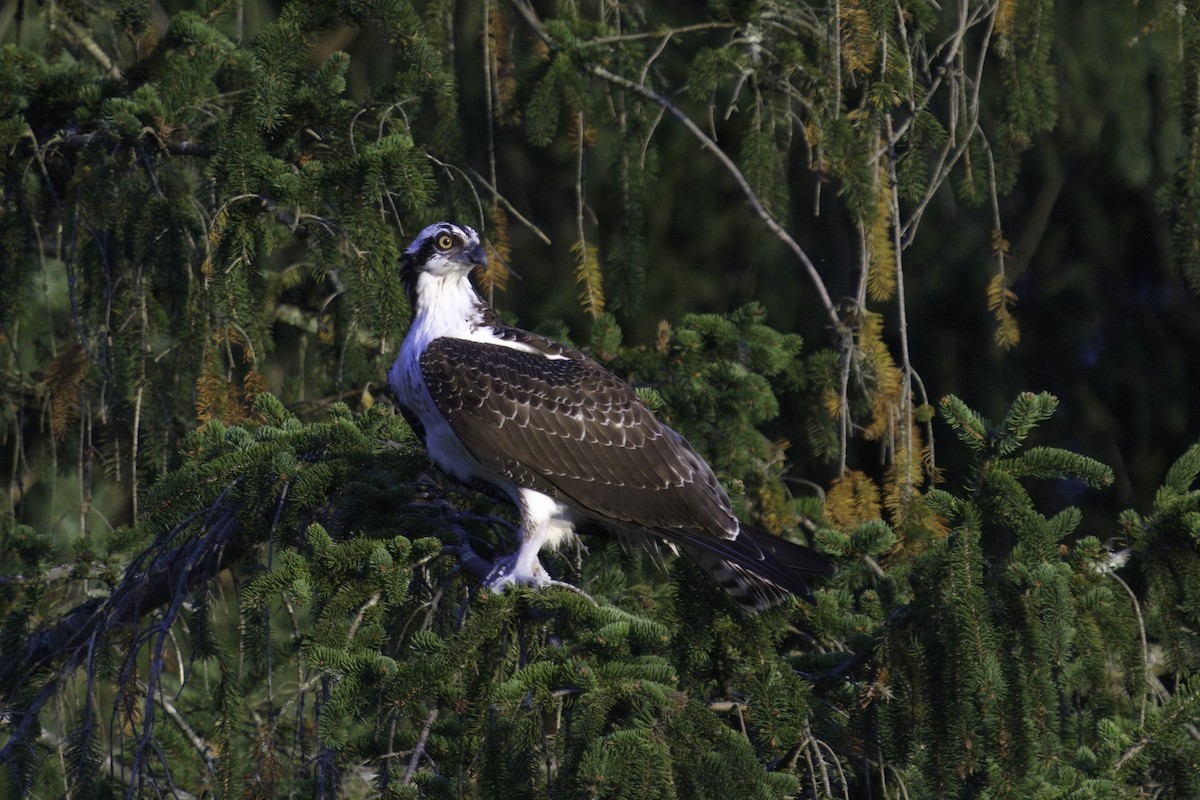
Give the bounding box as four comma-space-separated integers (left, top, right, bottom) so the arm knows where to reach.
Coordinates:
389, 222, 835, 610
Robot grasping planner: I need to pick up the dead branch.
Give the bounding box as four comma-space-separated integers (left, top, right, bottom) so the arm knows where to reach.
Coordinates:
0, 497, 247, 766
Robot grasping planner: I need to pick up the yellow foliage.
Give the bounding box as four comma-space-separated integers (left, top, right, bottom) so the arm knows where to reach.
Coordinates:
858, 312, 903, 441
826, 470, 882, 532
201, 206, 228, 279
861, 666, 890, 709
882, 437, 921, 520
195, 370, 264, 427
804, 121, 821, 150
43, 344, 88, 441
213, 324, 255, 365
867, 165, 897, 301
751, 438, 793, 534
243, 369, 269, 401
996, 0, 1018, 35
654, 319, 671, 353
887, 485, 948, 553
194, 371, 233, 425
316, 311, 337, 345
840, 1, 878, 74
487, 0, 520, 125
478, 204, 512, 300
987, 271, 1020, 349
990, 228, 1011, 257
195, 334, 267, 426
882, 422, 948, 549
823, 388, 843, 420
568, 111, 597, 150
572, 239, 605, 318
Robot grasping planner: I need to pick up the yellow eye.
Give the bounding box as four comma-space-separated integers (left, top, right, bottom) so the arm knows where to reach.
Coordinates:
435, 233, 455, 251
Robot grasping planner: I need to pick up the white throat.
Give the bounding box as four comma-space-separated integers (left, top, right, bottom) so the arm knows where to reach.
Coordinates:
406, 270, 485, 351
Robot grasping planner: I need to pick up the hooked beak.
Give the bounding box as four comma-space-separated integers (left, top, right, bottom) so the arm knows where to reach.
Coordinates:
467, 243, 487, 267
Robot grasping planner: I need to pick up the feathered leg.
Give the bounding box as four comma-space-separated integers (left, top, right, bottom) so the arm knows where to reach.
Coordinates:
484, 488, 573, 589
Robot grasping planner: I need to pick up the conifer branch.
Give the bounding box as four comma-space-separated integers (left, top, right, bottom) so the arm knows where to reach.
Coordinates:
441, 527, 498, 581
507, 0, 840, 330
56, 133, 214, 157
45, 531, 231, 665
155, 695, 218, 778
588, 21, 735, 45
573, 109, 605, 318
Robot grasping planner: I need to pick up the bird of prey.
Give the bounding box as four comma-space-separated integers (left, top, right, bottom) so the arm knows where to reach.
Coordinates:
389, 222, 835, 610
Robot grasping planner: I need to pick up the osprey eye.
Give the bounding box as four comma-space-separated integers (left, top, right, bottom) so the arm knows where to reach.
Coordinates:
435, 234, 455, 251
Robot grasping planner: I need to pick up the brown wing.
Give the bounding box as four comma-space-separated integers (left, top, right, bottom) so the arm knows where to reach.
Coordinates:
419, 336, 740, 541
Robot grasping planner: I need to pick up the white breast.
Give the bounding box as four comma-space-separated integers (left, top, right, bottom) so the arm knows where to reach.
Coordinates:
391, 270, 573, 484
390, 271, 539, 483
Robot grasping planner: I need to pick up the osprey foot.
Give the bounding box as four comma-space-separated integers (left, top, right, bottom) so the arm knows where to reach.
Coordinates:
483, 553, 551, 591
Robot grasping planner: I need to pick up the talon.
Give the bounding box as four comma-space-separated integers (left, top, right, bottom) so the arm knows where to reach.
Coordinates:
484, 554, 550, 590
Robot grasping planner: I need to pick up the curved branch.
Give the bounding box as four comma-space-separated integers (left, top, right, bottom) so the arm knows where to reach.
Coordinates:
0, 500, 247, 766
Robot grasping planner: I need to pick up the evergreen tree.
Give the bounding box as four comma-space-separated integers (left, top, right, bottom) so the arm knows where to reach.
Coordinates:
2, 1, 1200, 798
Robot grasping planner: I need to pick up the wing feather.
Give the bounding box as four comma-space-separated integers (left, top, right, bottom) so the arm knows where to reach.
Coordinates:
420, 336, 739, 539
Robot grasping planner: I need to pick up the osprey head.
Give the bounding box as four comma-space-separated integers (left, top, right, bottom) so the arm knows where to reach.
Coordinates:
400, 222, 487, 307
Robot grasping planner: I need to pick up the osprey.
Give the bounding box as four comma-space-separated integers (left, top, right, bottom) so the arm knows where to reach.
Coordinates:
389, 222, 834, 610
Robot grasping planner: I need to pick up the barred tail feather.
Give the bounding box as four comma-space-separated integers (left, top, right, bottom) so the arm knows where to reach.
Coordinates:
671, 526, 836, 612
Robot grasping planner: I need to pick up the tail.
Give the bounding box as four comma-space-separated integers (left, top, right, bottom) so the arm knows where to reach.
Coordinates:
670, 526, 836, 612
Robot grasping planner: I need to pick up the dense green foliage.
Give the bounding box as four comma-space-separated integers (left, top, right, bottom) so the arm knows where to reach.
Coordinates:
2, 0, 1200, 797
10, 389, 1200, 798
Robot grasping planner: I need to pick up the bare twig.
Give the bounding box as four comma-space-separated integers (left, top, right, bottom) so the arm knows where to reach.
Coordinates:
467, 167, 553, 245
590, 62, 839, 326
900, 0, 998, 245
589, 21, 734, 45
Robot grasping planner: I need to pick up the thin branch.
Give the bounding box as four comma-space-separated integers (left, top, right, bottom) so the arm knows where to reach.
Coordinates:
402, 708, 439, 783
55, 12, 123, 80
1108, 567, 1150, 731
588, 21, 735, 45
55, 132, 214, 157
156, 695, 218, 779
900, 0, 998, 245
466, 167, 553, 245
591, 62, 838, 326
887, 113, 916, 503
347, 591, 382, 641
640, 31, 675, 87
